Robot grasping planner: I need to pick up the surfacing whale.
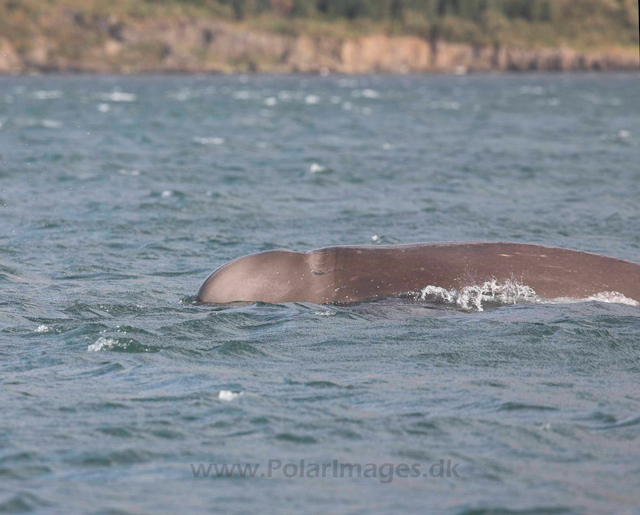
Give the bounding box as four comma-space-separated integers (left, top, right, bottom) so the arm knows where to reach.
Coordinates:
196, 242, 640, 305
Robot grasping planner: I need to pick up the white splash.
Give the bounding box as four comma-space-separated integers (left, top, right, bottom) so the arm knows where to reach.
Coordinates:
361, 89, 380, 99
118, 169, 140, 176
88, 337, 116, 352
98, 103, 110, 113
35, 325, 49, 333
218, 390, 243, 401
417, 281, 639, 311
161, 190, 172, 198
98, 91, 136, 102
233, 90, 251, 100
305, 95, 320, 105
40, 120, 62, 129
33, 90, 62, 100
429, 100, 460, 110
549, 291, 640, 307
193, 137, 224, 146
309, 163, 326, 174
417, 280, 538, 312
586, 291, 638, 306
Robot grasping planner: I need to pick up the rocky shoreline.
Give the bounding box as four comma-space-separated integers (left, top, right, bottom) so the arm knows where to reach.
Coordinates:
1, 18, 638, 74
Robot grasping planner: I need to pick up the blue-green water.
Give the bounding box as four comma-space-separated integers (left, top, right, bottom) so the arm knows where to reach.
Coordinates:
1, 73, 639, 514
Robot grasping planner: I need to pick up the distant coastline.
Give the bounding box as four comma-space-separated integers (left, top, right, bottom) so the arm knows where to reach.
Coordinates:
1, 0, 638, 74
1, 25, 637, 75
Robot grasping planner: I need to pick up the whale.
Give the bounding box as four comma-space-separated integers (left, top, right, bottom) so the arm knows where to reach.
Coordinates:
196, 242, 640, 305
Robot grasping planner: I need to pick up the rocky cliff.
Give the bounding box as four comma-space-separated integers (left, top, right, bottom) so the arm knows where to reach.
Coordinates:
0, 16, 637, 74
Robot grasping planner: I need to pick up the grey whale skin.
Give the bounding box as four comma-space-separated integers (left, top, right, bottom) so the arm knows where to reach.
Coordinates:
197, 242, 640, 304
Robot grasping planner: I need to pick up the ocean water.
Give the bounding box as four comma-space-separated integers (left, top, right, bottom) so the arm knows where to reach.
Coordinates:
1, 73, 639, 514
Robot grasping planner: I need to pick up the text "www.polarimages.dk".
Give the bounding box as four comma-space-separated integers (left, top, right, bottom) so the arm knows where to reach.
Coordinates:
191, 459, 460, 484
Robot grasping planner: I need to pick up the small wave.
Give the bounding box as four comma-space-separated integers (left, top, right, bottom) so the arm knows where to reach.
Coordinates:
309, 162, 326, 174
586, 291, 639, 306
193, 137, 225, 146
542, 291, 639, 307
87, 336, 158, 353
305, 95, 320, 105
416, 280, 538, 312
35, 325, 49, 333
88, 337, 116, 352
118, 168, 141, 176
32, 90, 62, 100
218, 390, 243, 401
18, 119, 62, 129
314, 310, 336, 316
97, 91, 136, 102
416, 281, 639, 312
362, 88, 380, 99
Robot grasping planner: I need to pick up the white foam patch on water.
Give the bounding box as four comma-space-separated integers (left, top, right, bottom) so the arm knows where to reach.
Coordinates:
35, 325, 50, 333
417, 280, 539, 312
32, 90, 63, 100
305, 95, 320, 105
309, 163, 326, 174
88, 337, 116, 352
118, 169, 140, 176
417, 281, 639, 311
362, 89, 380, 99
19, 118, 62, 129
193, 137, 224, 146
41, 120, 62, 129
218, 390, 243, 401
429, 100, 460, 110
549, 292, 639, 307
98, 91, 136, 102
586, 292, 639, 306
233, 90, 251, 100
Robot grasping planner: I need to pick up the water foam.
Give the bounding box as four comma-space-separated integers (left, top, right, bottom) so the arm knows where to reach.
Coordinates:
586, 292, 639, 306
549, 291, 639, 307
193, 137, 225, 146
98, 91, 136, 102
309, 163, 326, 174
416, 280, 538, 312
88, 337, 117, 352
416, 281, 639, 311
218, 390, 243, 401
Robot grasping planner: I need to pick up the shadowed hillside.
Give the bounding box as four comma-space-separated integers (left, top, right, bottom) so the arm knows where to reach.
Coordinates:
0, 0, 638, 73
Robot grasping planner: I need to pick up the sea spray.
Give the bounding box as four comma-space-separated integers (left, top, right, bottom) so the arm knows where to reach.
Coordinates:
416, 280, 539, 311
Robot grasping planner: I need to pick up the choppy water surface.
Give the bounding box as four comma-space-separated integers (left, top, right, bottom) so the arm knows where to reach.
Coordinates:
1, 73, 639, 514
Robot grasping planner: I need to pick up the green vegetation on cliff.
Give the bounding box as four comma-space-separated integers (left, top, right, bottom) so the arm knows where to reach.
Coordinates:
0, 0, 637, 73
2, 0, 638, 47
